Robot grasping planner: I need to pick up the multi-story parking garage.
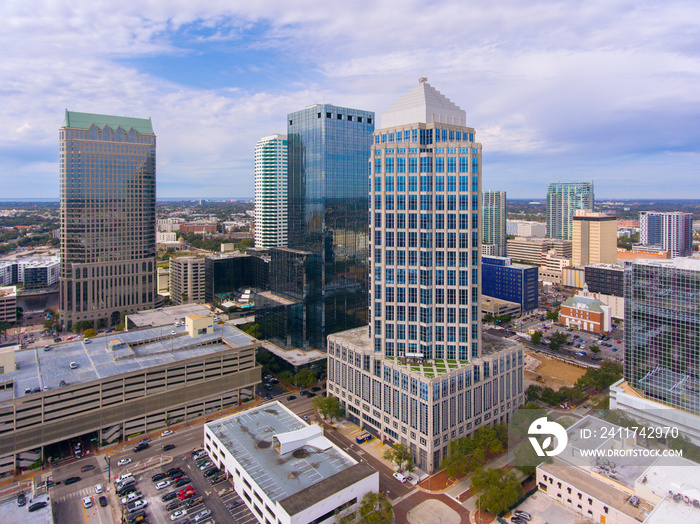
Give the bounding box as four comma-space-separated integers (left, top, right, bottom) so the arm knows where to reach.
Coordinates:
0, 314, 261, 476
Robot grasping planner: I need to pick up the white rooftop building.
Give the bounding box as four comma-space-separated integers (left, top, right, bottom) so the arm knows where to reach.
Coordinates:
204, 402, 378, 524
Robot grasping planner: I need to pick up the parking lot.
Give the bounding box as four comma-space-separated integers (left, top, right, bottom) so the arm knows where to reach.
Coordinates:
508, 491, 585, 524
112, 448, 254, 524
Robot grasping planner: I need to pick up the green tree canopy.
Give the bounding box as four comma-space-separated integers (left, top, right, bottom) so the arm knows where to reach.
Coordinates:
312, 395, 344, 423
549, 331, 568, 350
382, 443, 415, 473
530, 331, 542, 345
470, 467, 522, 515
294, 368, 318, 387
357, 492, 393, 524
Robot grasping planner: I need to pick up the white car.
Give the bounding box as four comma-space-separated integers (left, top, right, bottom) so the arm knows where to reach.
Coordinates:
117, 458, 132, 466
95, 483, 103, 494
170, 509, 188, 521
170, 330, 176, 335
161, 430, 174, 437
82, 496, 93, 509
155, 480, 171, 490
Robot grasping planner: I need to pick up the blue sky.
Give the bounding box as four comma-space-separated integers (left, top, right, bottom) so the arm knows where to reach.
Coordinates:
1, 1, 699, 199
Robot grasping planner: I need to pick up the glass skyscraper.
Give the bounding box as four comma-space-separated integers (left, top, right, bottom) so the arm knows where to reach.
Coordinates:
624, 258, 700, 415
254, 134, 288, 249
327, 80, 524, 473
546, 181, 594, 240
272, 104, 374, 349
59, 111, 156, 330
482, 190, 507, 256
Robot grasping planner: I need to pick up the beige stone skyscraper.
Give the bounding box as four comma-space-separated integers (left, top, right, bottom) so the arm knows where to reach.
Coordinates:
59, 111, 157, 330
572, 209, 617, 266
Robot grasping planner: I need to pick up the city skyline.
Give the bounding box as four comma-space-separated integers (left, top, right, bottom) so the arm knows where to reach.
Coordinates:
1, 2, 699, 199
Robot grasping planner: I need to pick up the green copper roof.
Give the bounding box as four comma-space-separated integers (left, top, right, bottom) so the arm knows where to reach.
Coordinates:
62, 110, 154, 134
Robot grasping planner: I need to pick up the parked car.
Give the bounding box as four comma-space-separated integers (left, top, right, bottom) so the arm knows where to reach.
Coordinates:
95, 483, 103, 494
203, 467, 218, 478
311, 386, 321, 391
393, 472, 407, 483
82, 496, 93, 509
171, 509, 188, 521
28, 502, 48, 512
166, 500, 182, 512
156, 480, 171, 490
194, 509, 212, 522
175, 477, 191, 488
162, 491, 178, 502
514, 510, 532, 521
152, 472, 167, 482
168, 467, 184, 477
186, 496, 204, 508
287, 395, 297, 401
98, 495, 107, 507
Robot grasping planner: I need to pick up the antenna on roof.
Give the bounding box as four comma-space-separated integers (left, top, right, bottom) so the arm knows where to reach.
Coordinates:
419, 76, 428, 83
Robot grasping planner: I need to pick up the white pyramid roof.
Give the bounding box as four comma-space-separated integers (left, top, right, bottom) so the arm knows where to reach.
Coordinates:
381, 78, 467, 129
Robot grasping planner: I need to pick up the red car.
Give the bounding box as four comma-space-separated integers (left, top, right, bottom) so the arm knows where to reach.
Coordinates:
178, 487, 195, 500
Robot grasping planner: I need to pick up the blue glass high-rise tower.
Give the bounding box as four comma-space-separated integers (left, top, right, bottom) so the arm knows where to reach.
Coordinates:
271, 104, 374, 350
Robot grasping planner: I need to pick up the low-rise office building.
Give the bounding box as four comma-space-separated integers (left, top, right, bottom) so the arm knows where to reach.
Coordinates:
536, 415, 699, 524
170, 256, 206, 305
0, 319, 260, 476
204, 402, 378, 524
0, 286, 16, 324
560, 286, 611, 333
482, 256, 538, 314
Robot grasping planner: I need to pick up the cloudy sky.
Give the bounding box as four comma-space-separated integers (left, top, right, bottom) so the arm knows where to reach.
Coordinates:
2, 1, 699, 199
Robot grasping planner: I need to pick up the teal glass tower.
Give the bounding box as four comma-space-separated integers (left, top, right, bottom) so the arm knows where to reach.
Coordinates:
546, 181, 594, 240
276, 104, 374, 349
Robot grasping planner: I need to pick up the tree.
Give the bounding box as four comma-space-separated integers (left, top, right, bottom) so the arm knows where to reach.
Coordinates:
312, 395, 344, 423
525, 385, 542, 402
72, 320, 93, 333
483, 313, 495, 324
277, 371, 293, 384
546, 310, 559, 321
530, 331, 542, 345
383, 443, 415, 473
549, 331, 567, 351
0, 321, 10, 340
590, 345, 601, 354
294, 368, 318, 387
242, 323, 263, 340
83, 328, 97, 338
357, 491, 393, 524
470, 467, 522, 515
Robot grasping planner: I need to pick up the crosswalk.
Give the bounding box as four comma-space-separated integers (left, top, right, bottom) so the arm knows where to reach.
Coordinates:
56, 485, 100, 503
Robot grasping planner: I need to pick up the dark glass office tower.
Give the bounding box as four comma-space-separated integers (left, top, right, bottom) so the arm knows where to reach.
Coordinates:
624, 259, 700, 414
276, 104, 374, 349
59, 111, 156, 330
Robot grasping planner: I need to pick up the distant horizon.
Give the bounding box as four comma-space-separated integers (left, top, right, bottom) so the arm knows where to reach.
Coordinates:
2, 197, 700, 203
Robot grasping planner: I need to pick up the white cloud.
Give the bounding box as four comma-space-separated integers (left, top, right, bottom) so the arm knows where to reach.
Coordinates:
0, 1, 699, 197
